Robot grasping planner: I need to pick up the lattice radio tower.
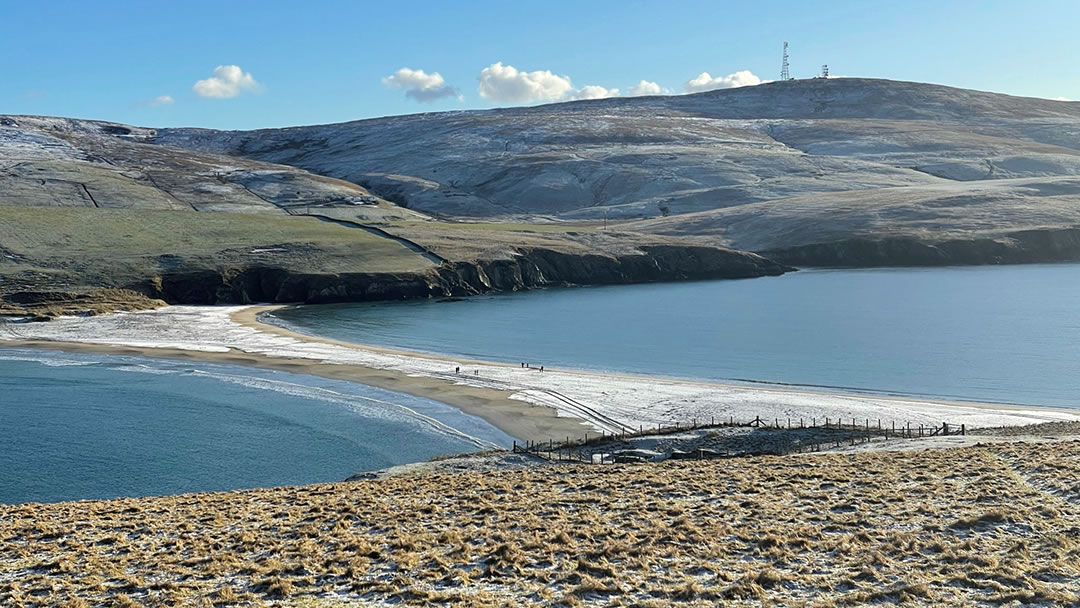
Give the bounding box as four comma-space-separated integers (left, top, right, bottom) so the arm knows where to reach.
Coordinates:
780, 42, 791, 81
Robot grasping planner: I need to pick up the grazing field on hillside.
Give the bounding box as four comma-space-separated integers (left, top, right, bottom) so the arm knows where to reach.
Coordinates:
381, 221, 648, 261
0, 207, 438, 305
3, 441, 1078, 607
0, 207, 433, 272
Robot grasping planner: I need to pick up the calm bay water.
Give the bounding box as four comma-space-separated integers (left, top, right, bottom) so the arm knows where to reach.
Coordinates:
0, 350, 512, 505
272, 265, 1080, 409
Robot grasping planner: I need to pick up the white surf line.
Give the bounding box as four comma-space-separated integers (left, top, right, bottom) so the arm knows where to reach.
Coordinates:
186, 369, 504, 451
4, 305, 1080, 433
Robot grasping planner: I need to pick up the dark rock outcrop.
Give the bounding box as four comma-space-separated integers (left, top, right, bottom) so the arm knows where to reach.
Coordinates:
136, 245, 791, 305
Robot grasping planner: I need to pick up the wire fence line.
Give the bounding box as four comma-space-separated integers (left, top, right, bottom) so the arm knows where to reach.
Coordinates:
514, 415, 968, 464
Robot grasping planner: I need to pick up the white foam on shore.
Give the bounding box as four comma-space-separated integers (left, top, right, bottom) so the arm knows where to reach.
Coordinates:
4, 305, 1080, 434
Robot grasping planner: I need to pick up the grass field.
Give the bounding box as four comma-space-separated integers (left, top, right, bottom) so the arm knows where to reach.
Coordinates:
0, 207, 435, 274
382, 220, 682, 261
2, 441, 1078, 607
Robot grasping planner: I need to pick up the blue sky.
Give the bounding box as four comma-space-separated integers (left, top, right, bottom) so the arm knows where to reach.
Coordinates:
3, 0, 1076, 129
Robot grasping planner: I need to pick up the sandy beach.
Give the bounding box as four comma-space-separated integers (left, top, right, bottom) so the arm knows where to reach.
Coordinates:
3, 304, 1080, 442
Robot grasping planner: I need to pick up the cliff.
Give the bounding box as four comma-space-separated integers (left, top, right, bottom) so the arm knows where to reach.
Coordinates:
0, 207, 788, 316
141, 244, 789, 306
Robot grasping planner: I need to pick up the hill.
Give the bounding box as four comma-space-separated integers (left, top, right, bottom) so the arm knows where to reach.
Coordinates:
0, 116, 785, 314
4, 78, 1080, 312
156, 78, 1080, 266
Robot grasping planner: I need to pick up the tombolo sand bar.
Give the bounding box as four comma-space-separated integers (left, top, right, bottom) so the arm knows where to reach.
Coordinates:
3, 304, 1080, 442
3, 440, 1080, 606
6, 304, 1080, 442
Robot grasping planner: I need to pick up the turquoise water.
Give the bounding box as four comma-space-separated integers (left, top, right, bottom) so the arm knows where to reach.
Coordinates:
0, 349, 512, 505
272, 265, 1080, 409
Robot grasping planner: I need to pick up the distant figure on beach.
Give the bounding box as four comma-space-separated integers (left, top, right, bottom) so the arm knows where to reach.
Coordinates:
455, 366, 460, 374
540, 366, 544, 373
474, 369, 479, 375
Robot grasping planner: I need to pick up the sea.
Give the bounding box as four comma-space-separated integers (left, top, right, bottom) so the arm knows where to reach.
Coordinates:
5, 263, 1079, 504
0, 350, 512, 505
271, 264, 1080, 410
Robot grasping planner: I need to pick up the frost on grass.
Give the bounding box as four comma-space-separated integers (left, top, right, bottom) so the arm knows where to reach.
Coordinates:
2, 441, 1080, 607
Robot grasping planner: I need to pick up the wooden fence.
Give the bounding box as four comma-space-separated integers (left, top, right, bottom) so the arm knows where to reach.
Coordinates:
512, 415, 967, 464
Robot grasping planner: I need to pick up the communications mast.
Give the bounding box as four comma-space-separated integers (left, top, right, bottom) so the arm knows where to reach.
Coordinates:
780, 42, 791, 81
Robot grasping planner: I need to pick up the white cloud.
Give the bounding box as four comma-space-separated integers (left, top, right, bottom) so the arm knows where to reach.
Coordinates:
684, 70, 762, 93
569, 85, 619, 101
148, 95, 174, 106
382, 68, 461, 103
477, 62, 573, 103
627, 80, 668, 96
192, 65, 260, 98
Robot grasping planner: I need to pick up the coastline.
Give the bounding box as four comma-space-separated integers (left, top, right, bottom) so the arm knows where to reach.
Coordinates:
4, 304, 1080, 443
243, 305, 1080, 418
0, 337, 590, 443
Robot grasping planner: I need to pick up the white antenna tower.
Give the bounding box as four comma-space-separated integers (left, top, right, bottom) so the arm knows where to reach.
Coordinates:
780, 42, 791, 81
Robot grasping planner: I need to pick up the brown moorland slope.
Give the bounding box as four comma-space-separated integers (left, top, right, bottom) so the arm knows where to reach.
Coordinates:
3, 441, 1079, 607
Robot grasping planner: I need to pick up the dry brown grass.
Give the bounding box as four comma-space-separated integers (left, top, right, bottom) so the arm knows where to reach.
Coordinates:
2, 441, 1080, 606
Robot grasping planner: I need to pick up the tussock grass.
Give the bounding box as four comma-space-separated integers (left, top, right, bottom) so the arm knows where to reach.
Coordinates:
2, 441, 1080, 606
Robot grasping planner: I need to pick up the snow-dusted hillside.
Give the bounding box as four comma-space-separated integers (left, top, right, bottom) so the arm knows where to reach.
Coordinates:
0, 115, 424, 221
155, 78, 1080, 219
5, 78, 1080, 266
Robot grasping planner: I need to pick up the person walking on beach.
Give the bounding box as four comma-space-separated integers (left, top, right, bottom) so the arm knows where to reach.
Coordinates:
455, 366, 460, 374
540, 366, 544, 373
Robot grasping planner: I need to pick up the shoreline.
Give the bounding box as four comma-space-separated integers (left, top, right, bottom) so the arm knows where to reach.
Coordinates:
4, 304, 1080, 443
0, 337, 591, 443
247, 305, 1079, 417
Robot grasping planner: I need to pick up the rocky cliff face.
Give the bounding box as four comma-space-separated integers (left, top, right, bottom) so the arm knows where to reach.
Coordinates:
137, 245, 791, 306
